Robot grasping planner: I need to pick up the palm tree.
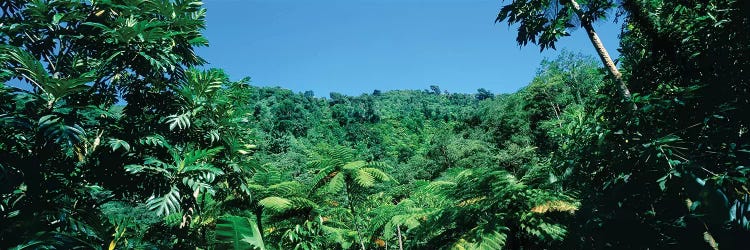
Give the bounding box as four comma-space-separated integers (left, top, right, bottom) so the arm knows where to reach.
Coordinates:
496, 0, 636, 108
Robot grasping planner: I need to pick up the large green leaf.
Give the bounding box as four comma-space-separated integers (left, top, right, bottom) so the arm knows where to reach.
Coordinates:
38, 115, 85, 145
146, 186, 181, 217
165, 112, 191, 130
215, 215, 265, 250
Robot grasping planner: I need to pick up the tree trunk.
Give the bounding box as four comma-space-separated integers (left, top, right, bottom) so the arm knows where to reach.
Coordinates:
396, 225, 404, 250
255, 207, 264, 243
568, 0, 637, 110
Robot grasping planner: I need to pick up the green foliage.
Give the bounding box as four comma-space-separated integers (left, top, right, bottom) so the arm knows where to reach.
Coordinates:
2, 0, 746, 249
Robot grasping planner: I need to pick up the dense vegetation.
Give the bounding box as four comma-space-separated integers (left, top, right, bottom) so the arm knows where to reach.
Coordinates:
1, 0, 748, 249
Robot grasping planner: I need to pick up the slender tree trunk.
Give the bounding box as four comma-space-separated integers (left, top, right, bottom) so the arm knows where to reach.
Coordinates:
568, 0, 637, 110
255, 207, 264, 243
396, 225, 404, 250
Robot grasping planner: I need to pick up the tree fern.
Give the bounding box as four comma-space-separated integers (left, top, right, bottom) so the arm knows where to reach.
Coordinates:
307, 146, 396, 249
415, 167, 577, 248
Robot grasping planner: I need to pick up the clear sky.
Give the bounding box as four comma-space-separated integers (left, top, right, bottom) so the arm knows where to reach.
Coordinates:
197, 0, 623, 97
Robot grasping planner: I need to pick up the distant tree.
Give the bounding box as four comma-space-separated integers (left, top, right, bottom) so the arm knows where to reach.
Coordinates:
429, 85, 441, 95
373, 89, 382, 96
476, 88, 495, 100
304, 90, 315, 98
329, 92, 346, 104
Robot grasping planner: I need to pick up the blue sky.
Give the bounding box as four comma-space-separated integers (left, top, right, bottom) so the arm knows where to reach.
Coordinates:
197, 0, 623, 97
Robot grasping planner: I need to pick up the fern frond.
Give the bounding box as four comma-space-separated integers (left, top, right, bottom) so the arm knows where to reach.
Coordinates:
423, 180, 456, 195
253, 170, 283, 187
268, 181, 304, 196
342, 160, 367, 171
530, 200, 578, 214
477, 230, 508, 250
267, 197, 318, 222
361, 167, 392, 182
329, 146, 354, 163
244, 183, 267, 194
258, 196, 292, 212
310, 166, 337, 192
319, 173, 346, 195
288, 197, 318, 210
457, 196, 487, 207
366, 161, 390, 169
367, 204, 396, 234
354, 169, 376, 187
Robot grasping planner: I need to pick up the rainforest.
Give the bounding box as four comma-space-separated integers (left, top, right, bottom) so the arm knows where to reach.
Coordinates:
1, 0, 749, 249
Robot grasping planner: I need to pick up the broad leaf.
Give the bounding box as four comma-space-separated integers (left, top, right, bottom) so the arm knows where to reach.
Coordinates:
146, 186, 181, 217
216, 216, 265, 250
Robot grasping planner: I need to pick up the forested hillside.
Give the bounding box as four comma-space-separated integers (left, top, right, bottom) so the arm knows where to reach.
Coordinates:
1, 0, 748, 249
